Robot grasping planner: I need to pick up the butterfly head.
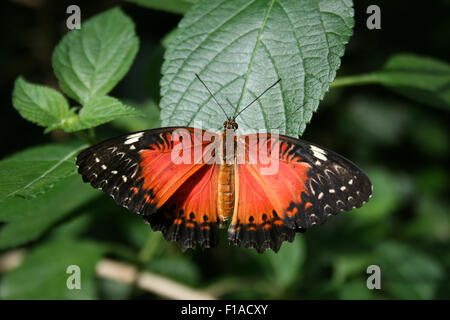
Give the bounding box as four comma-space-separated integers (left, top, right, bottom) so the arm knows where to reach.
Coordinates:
223, 118, 238, 130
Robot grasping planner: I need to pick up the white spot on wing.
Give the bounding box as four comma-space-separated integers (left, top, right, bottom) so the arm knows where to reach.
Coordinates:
125, 132, 144, 145
340, 186, 346, 191
329, 189, 335, 194
125, 137, 140, 145
310, 145, 327, 161
348, 179, 353, 185
122, 175, 127, 183
130, 144, 136, 150
318, 192, 324, 200
101, 165, 107, 170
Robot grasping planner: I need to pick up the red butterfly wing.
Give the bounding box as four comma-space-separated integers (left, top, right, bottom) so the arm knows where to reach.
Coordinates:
76, 127, 221, 250
146, 162, 220, 251
229, 133, 372, 253
229, 162, 296, 253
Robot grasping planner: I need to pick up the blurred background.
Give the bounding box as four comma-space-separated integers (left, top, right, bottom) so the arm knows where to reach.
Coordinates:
0, 0, 448, 299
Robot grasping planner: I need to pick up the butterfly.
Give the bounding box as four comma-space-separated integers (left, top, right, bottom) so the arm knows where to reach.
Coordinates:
76, 76, 372, 253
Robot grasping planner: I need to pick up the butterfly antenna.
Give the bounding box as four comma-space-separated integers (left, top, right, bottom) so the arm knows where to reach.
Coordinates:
234, 78, 281, 119
225, 98, 235, 110
195, 73, 229, 118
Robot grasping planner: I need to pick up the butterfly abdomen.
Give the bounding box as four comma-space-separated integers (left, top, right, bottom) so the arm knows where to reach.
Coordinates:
217, 163, 234, 225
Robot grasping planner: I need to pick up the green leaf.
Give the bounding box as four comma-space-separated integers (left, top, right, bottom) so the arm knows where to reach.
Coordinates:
98, 278, 133, 300
0, 239, 105, 299
351, 167, 412, 225
64, 96, 143, 132
126, 0, 197, 15
111, 99, 161, 132
52, 7, 139, 105
12, 77, 76, 132
0, 176, 99, 249
161, 0, 354, 136
343, 96, 412, 146
161, 28, 180, 49
375, 242, 444, 299
403, 195, 450, 242
0, 143, 87, 201
332, 254, 371, 285
50, 213, 93, 240
147, 256, 201, 286
333, 54, 450, 110
257, 237, 305, 291
409, 113, 448, 157
337, 280, 376, 300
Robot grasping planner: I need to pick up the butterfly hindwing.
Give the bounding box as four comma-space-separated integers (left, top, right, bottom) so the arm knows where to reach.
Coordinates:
76, 127, 221, 250
146, 163, 221, 251
229, 163, 296, 253
229, 133, 372, 253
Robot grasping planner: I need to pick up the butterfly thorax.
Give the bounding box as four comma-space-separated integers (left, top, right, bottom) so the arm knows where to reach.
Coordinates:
217, 121, 238, 225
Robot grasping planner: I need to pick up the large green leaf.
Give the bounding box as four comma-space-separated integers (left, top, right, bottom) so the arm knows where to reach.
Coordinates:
126, 0, 197, 14
0, 239, 105, 299
161, 0, 354, 136
0, 143, 87, 201
12, 77, 76, 133
63, 96, 143, 132
52, 7, 139, 105
0, 176, 99, 249
332, 54, 450, 110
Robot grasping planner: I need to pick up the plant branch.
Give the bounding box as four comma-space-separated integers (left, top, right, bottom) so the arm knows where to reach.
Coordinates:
0, 249, 216, 300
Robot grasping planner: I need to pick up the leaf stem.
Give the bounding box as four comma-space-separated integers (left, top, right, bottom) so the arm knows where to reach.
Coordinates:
74, 128, 97, 145
331, 73, 380, 88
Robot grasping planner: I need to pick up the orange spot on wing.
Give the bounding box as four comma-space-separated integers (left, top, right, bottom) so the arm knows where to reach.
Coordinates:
174, 218, 183, 225
305, 202, 312, 209
130, 187, 139, 194
288, 207, 299, 217
274, 220, 284, 226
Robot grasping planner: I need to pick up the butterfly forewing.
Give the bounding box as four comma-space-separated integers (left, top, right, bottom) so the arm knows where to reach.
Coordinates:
290, 137, 373, 218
